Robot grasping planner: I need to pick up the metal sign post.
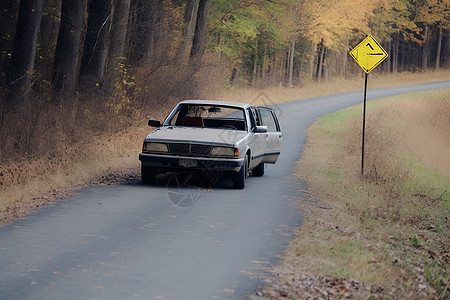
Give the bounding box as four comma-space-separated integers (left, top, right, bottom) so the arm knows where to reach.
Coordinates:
361, 73, 368, 175
349, 35, 388, 175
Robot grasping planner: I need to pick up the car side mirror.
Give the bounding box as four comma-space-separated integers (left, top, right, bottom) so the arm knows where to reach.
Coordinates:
148, 120, 161, 127
254, 125, 268, 133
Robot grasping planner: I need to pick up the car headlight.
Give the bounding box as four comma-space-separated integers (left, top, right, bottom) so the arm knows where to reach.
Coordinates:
211, 146, 239, 157
143, 142, 168, 152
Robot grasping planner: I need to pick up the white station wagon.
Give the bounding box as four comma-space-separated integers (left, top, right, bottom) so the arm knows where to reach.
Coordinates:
139, 100, 282, 189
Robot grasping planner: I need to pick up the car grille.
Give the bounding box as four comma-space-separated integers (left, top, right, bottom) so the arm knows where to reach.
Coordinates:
167, 143, 213, 156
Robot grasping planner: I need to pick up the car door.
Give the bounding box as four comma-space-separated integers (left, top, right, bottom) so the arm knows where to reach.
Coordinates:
257, 107, 282, 164
246, 107, 266, 169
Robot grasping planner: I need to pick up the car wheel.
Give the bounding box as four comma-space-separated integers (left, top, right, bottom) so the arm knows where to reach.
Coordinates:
252, 163, 265, 177
141, 165, 157, 184
232, 155, 248, 189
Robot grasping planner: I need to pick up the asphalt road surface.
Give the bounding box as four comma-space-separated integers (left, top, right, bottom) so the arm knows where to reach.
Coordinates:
1, 81, 449, 300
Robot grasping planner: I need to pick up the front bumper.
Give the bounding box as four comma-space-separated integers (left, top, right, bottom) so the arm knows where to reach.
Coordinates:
139, 153, 244, 172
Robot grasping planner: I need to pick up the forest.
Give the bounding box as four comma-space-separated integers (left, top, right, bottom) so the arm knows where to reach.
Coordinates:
0, 0, 449, 162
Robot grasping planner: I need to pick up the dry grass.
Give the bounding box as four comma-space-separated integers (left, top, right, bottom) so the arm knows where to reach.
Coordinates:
0, 103, 170, 222
264, 88, 450, 299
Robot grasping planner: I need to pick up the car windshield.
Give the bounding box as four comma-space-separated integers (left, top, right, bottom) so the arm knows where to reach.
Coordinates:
167, 104, 247, 131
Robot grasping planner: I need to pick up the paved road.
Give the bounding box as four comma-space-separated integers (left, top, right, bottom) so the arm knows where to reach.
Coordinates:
1, 81, 449, 300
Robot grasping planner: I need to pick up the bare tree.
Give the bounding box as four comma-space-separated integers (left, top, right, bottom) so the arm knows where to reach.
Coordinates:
80, 0, 112, 86
176, 0, 198, 65
421, 24, 429, 71
190, 0, 211, 69
5, 0, 43, 103
108, 0, 131, 66
316, 39, 325, 81
393, 32, 399, 73
0, 0, 20, 86
128, 0, 159, 65
435, 25, 443, 70
53, 0, 87, 97
287, 38, 295, 86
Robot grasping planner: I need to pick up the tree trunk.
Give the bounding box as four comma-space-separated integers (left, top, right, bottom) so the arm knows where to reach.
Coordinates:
342, 38, 348, 78
189, 0, 211, 69
316, 39, 325, 81
393, 33, 399, 73
35, 0, 60, 83
176, 0, 198, 65
129, 1, 149, 64
252, 38, 258, 87
230, 65, 242, 85
127, 0, 161, 65
421, 24, 429, 71
400, 38, 405, 71
295, 60, 301, 86
6, 0, 43, 103
261, 55, 266, 83
296, 52, 303, 85
443, 36, 450, 68
385, 40, 391, 73
435, 25, 442, 70
271, 54, 276, 85
53, 0, 86, 97
0, 0, 20, 85
309, 44, 315, 79
287, 38, 295, 86
80, 0, 112, 86
109, 0, 131, 65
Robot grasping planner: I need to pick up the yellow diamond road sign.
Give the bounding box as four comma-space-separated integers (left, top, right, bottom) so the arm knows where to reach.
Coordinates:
349, 35, 388, 73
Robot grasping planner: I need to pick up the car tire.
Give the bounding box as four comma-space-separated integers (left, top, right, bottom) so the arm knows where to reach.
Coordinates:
141, 165, 157, 184
252, 163, 265, 177
232, 156, 248, 189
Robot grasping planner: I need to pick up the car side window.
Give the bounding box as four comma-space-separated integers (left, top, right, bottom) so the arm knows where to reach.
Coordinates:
250, 107, 262, 127
170, 105, 188, 126
259, 109, 279, 132
247, 108, 256, 129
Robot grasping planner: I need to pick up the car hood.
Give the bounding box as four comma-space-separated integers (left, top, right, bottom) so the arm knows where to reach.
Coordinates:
144, 126, 248, 146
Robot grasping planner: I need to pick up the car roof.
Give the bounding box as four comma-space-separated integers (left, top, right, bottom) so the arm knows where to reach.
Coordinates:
179, 100, 251, 109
